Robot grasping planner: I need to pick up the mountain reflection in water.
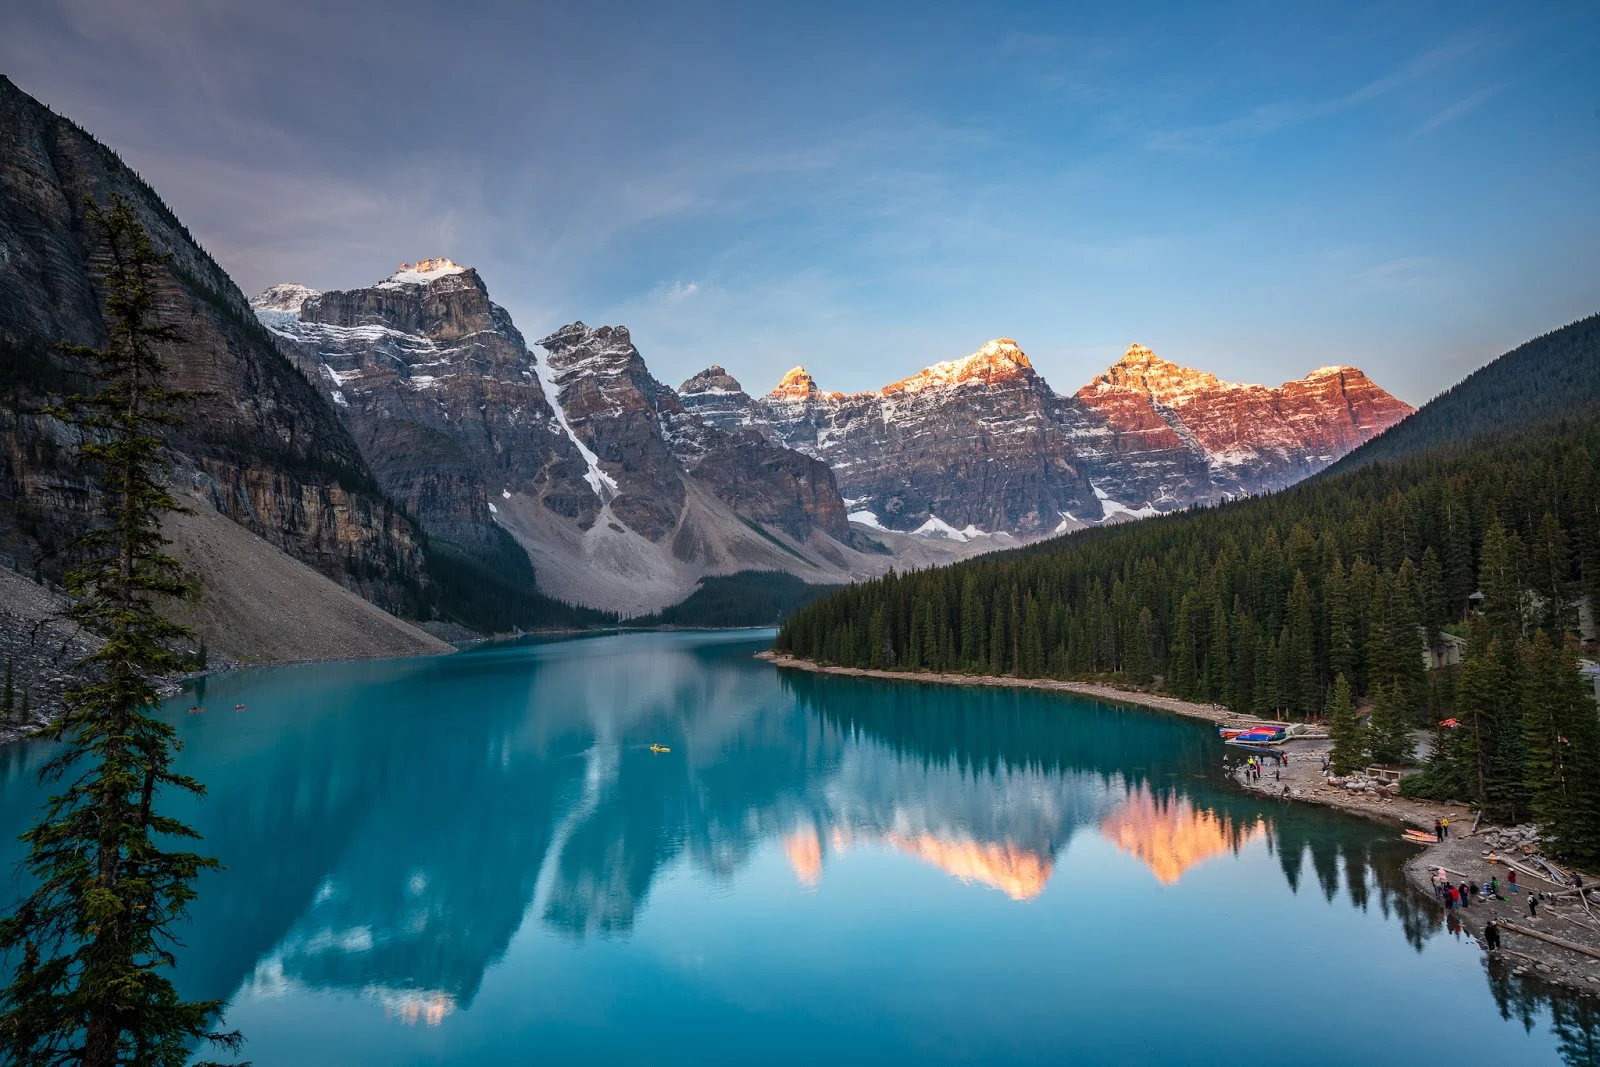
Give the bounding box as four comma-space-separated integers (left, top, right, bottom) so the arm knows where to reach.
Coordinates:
0, 630, 1592, 1065
1100, 784, 1266, 886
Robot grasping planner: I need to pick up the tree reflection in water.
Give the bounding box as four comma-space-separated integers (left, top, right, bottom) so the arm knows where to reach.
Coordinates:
0, 632, 1594, 1062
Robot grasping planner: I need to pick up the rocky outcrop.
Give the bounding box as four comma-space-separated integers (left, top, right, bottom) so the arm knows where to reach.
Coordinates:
680, 339, 1411, 536
1075, 345, 1413, 497
255, 261, 594, 553
0, 74, 426, 614
256, 269, 861, 612
720, 340, 1100, 536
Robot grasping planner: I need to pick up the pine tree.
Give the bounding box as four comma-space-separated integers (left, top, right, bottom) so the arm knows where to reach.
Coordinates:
1522, 633, 1600, 865
0, 196, 239, 1066
1326, 674, 1364, 775
1284, 571, 1316, 716
1387, 558, 1427, 716
1169, 592, 1197, 696
1366, 682, 1415, 766
1324, 558, 1355, 688
1479, 519, 1527, 643
1533, 511, 1572, 634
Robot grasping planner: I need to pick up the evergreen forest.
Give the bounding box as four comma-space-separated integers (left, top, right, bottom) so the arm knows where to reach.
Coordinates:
777, 412, 1600, 862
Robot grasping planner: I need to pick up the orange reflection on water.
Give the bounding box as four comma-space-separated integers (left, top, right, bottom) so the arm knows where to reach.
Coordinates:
379, 990, 456, 1027
783, 827, 824, 887
885, 834, 1051, 900
1100, 784, 1264, 885
782, 825, 1052, 899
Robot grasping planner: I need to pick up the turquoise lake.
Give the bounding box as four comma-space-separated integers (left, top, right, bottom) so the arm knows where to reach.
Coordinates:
0, 630, 1592, 1064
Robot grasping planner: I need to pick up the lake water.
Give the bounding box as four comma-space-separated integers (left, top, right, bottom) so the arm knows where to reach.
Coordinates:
0, 630, 1590, 1064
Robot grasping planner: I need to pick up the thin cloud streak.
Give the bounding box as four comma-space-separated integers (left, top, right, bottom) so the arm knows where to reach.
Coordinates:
1145, 36, 1482, 152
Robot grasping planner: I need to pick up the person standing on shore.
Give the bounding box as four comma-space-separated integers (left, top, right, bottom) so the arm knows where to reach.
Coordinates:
1447, 885, 1458, 910
1442, 817, 1449, 839
1485, 921, 1501, 950
1509, 870, 1518, 893
1435, 819, 1443, 842
1530, 894, 1540, 919
1459, 881, 1471, 908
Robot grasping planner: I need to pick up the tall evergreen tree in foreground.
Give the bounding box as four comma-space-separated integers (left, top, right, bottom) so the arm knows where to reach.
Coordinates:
0, 196, 239, 1065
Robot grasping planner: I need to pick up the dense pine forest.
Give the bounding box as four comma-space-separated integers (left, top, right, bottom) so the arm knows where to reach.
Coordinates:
777, 412, 1600, 861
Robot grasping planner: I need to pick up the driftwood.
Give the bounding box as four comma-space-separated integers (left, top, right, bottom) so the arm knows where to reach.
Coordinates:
1500, 922, 1600, 963
1470, 809, 1483, 835
1492, 854, 1568, 887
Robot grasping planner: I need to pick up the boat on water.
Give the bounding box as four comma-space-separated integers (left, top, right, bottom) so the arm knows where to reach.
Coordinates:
649, 744, 671, 753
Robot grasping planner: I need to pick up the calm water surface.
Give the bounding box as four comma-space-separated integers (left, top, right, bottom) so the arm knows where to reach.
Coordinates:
0, 630, 1592, 1065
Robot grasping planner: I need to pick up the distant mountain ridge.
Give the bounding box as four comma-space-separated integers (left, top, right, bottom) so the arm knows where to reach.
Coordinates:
680, 339, 1412, 537
253, 268, 999, 615
1324, 312, 1600, 475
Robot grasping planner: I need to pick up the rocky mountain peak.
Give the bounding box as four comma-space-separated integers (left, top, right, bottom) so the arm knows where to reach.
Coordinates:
537, 323, 640, 376
380, 257, 468, 288
249, 283, 321, 313
771, 366, 821, 399
882, 338, 1034, 395
680, 365, 746, 395
1088, 344, 1224, 401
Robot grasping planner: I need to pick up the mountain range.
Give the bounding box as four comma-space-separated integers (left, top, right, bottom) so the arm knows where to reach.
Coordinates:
682, 338, 1410, 538
248, 260, 1408, 611
0, 71, 1414, 655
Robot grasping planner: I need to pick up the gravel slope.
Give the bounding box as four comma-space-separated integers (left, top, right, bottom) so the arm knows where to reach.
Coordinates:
163, 500, 450, 664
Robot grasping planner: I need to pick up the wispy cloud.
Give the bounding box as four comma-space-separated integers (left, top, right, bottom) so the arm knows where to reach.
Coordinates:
1411, 79, 1517, 136
1146, 36, 1481, 152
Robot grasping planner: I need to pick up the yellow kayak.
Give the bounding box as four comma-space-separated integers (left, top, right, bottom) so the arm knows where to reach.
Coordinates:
650, 744, 671, 753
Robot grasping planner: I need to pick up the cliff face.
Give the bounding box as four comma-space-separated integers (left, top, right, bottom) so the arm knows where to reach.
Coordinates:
536, 323, 849, 543
255, 261, 593, 553
1075, 345, 1414, 496
0, 75, 425, 611
698, 340, 1101, 535
255, 269, 858, 613
679, 339, 1412, 535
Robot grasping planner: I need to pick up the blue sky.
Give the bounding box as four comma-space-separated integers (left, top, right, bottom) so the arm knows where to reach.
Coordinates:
3, 0, 1598, 403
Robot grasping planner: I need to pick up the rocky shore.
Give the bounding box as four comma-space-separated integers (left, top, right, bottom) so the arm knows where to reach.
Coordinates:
761, 651, 1600, 998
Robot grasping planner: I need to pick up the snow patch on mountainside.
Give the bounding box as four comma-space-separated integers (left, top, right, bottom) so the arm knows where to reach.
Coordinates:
913, 515, 973, 542
1092, 484, 1160, 521
530, 348, 617, 501
848, 510, 888, 531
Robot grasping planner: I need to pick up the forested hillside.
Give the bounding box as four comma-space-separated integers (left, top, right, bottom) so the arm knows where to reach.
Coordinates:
778, 415, 1600, 858
1325, 312, 1600, 473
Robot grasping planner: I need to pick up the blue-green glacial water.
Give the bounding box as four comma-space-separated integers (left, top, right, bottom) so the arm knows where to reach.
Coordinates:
0, 631, 1589, 1064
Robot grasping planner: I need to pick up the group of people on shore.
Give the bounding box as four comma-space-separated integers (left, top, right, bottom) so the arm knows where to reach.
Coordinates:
1431, 870, 1498, 910
1242, 754, 1282, 783
1432, 866, 1546, 923
1433, 817, 1450, 841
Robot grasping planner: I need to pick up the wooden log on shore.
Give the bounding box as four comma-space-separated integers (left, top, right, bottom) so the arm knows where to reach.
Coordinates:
1499, 922, 1600, 962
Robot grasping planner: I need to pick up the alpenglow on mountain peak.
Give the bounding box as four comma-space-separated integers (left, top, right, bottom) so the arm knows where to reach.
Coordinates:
380, 257, 469, 288
883, 338, 1033, 394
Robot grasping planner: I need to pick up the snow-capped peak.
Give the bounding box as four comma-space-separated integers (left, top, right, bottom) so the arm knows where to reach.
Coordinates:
379, 258, 468, 289
882, 338, 1032, 395
249, 283, 320, 313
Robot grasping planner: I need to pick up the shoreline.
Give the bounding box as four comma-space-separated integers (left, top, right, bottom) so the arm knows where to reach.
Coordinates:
758, 652, 1455, 830
761, 651, 1600, 998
